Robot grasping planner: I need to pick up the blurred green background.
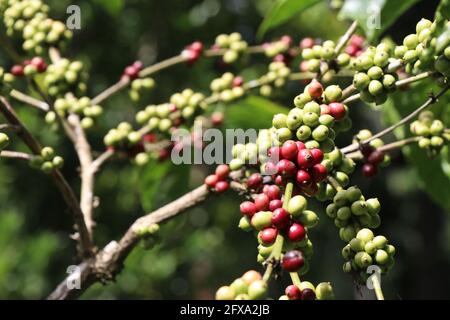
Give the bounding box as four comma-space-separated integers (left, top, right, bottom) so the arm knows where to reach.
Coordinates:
0, 0, 449, 299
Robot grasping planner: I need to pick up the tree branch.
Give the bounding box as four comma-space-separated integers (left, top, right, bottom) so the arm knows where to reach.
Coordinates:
10, 89, 49, 111
0, 150, 33, 161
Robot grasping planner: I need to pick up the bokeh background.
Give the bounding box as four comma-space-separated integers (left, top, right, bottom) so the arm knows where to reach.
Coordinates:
0, 0, 449, 299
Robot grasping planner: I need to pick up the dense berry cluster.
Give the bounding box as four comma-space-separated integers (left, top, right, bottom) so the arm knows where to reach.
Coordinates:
129, 77, 155, 102
410, 111, 449, 156
1, 0, 72, 54
210, 72, 245, 102
43, 59, 87, 98
10, 56, 47, 77
263, 35, 292, 58
204, 164, 230, 193
121, 61, 143, 81
281, 281, 334, 300
181, 41, 204, 65
214, 32, 248, 64
29, 146, 63, 173
353, 130, 390, 177
345, 35, 365, 57
342, 228, 395, 279
48, 95, 103, 129
259, 61, 291, 96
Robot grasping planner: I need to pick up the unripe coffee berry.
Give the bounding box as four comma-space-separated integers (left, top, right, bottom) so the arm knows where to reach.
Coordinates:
248, 280, 268, 300
251, 211, 272, 230
242, 270, 262, 285
216, 286, 236, 300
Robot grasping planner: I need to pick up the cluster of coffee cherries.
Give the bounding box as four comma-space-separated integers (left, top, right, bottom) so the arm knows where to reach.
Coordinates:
135, 223, 160, 250
46, 95, 103, 129
352, 42, 398, 105
394, 18, 447, 77
129, 77, 155, 102
121, 61, 143, 81
301, 40, 351, 72
43, 59, 87, 98
214, 32, 248, 64
352, 130, 390, 177
29, 146, 63, 173
342, 228, 395, 279
410, 111, 448, 156
1, 0, 72, 54
259, 61, 291, 97
215, 270, 267, 300
281, 281, 334, 300
326, 186, 381, 241
169, 88, 207, 121
10, 57, 47, 77
263, 36, 292, 58
181, 41, 204, 65
0, 67, 14, 95
0, 131, 10, 150
204, 164, 230, 193
210, 73, 245, 103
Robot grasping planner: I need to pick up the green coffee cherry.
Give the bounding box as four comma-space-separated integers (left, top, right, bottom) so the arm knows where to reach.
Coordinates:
372, 235, 388, 248
299, 210, 319, 228
216, 286, 236, 300
288, 195, 307, 217
0, 133, 10, 150
315, 282, 334, 300
355, 252, 373, 268
375, 249, 389, 265
251, 211, 272, 230
230, 278, 249, 295
248, 280, 268, 300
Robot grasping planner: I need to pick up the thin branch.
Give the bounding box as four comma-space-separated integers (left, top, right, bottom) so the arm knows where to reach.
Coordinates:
0, 123, 21, 132
345, 137, 421, 159
341, 85, 449, 153
47, 181, 246, 299
0, 150, 33, 161
91, 149, 114, 173
335, 21, 358, 54
0, 96, 94, 257
10, 89, 50, 111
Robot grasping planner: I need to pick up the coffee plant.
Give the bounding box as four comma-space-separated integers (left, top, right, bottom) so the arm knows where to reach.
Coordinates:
0, 0, 449, 300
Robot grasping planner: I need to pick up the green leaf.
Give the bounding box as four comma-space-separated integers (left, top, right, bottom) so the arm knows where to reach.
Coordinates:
93, 0, 124, 16
224, 95, 288, 130
257, 0, 322, 38
339, 0, 419, 41
382, 83, 450, 210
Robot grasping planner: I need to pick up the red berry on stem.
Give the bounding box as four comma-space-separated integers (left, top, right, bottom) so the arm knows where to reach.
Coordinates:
300, 37, 315, 49
255, 194, 270, 211
264, 162, 278, 176
288, 223, 306, 242
142, 133, 157, 143
215, 181, 229, 193
328, 102, 346, 120
310, 148, 324, 164
268, 146, 282, 160
282, 250, 305, 272
311, 164, 328, 183
240, 201, 257, 217
211, 112, 224, 126
124, 65, 139, 79
205, 174, 219, 187
215, 164, 230, 179
360, 144, 374, 158
271, 208, 290, 229
362, 163, 378, 177
11, 65, 24, 76
259, 227, 278, 245
277, 159, 297, 177
345, 44, 360, 57
232, 76, 244, 87
296, 141, 306, 150
297, 149, 314, 169
285, 285, 301, 300
266, 185, 281, 200
274, 174, 287, 186
247, 173, 262, 190
281, 140, 298, 160
367, 150, 385, 165
350, 35, 365, 48
281, 35, 293, 46
308, 81, 323, 99
296, 169, 312, 186
31, 57, 47, 72
301, 288, 316, 300
133, 61, 144, 71
189, 41, 203, 53
269, 199, 283, 211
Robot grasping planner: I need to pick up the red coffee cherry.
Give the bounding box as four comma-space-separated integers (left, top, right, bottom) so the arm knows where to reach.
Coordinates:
300, 37, 315, 49
254, 194, 270, 211
301, 288, 316, 300
269, 199, 283, 211
277, 159, 297, 177
308, 81, 324, 99
265, 185, 281, 200
215, 164, 230, 179
240, 201, 257, 216
215, 181, 229, 193
310, 164, 328, 183
328, 102, 346, 120
31, 57, 47, 72
297, 149, 314, 169
281, 140, 299, 160
124, 65, 140, 79
310, 148, 324, 164
367, 150, 385, 165
287, 223, 306, 242
362, 163, 378, 177
205, 174, 219, 187
320, 104, 331, 115
10, 65, 24, 77
296, 141, 306, 150
296, 169, 312, 186
271, 208, 290, 229
360, 144, 375, 158
232, 76, 244, 87
285, 285, 301, 300
274, 174, 287, 186
247, 173, 263, 190
282, 250, 305, 272
259, 227, 278, 245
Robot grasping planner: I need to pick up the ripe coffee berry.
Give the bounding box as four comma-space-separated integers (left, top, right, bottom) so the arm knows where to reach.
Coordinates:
269, 199, 283, 211
300, 37, 315, 49
296, 169, 312, 186
240, 201, 257, 216
215, 164, 230, 179
259, 227, 278, 245
215, 181, 229, 193
282, 250, 305, 272
31, 57, 47, 72
310, 148, 324, 164
255, 194, 270, 211
362, 163, 378, 177
360, 143, 374, 157
301, 288, 316, 300
277, 159, 297, 177
288, 223, 306, 242
205, 174, 219, 187
285, 285, 301, 300
328, 102, 346, 120
308, 81, 323, 99
311, 164, 328, 183
281, 140, 298, 160
297, 149, 314, 169
367, 150, 385, 165
232, 76, 244, 87
11, 65, 24, 76
247, 173, 262, 190
265, 185, 281, 200
271, 208, 290, 229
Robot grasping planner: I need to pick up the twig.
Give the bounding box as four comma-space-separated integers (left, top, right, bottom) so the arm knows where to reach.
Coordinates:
0, 123, 21, 132
10, 89, 50, 111
327, 176, 344, 191
47, 181, 247, 299
345, 137, 421, 159
335, 21, 358, 54
0, 150, 33, 161
341, 85, 449, 153
91, 149, 114, 173
0, 96, 94, 257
